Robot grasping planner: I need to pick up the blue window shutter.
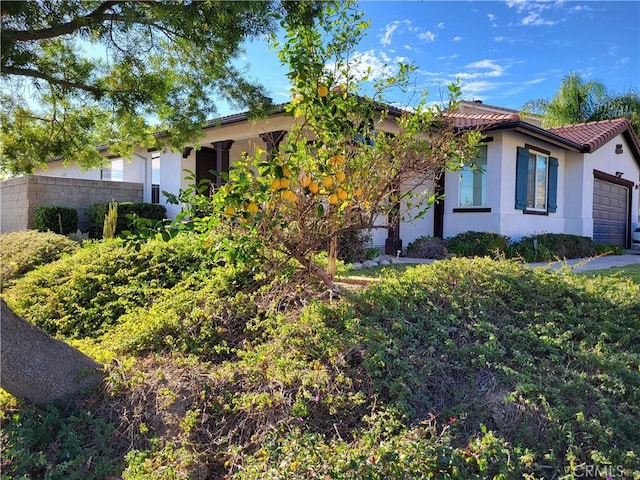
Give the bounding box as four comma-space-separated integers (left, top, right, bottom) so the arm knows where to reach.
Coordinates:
515, 147, 529, 210
547, 156, 559, 213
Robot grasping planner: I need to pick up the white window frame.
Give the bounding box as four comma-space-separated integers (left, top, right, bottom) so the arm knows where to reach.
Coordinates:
527, 152, 548, 211
458, 145, 487, 207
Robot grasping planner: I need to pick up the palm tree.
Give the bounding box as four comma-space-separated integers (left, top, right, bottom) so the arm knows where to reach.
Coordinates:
523, 72, 640, 135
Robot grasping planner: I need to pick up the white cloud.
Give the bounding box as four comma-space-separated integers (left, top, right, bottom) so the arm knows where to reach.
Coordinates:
494, 36, 505, 42
569, 5, 593, 13
521, 12, 557, 26
487, 13, 496, 21
506, 0, 562, 27
436, 54, 459, 61
418, 30, 436, 42
460, 81, 504, 95
380, 20, 410, 46
437, 22, 445, 29
463, 59, 506, 78
453, 36, 464, 42
330, 49, 409, 83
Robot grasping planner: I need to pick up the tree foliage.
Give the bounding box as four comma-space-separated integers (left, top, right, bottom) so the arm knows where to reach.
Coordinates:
181, 2, 481, 289
0, 0, 320, 175
523, 72, 640, 134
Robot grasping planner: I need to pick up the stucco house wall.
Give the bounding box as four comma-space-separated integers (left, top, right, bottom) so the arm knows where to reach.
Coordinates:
22, 104, 640, 249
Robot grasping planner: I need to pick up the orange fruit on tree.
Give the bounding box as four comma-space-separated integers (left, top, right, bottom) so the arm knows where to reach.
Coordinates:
282, 190, 297, 202
271, 178, 281, 190
335, 171, 346, 182
318, 85, 329, 97
354, 187, 363, 197
280, 177, 290, 189
322, 176, 334, 188
224, 206, 236, 218
337, 188, 348, 201
301, 175, 312, 187
308, 182, 319, 194
247, 202, 259, 214
328, 193, 339, 205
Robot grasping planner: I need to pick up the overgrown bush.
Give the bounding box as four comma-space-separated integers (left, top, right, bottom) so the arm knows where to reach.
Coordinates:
3, 234, 223, 338
88, 202, 166, 238
0, 230, 79, 287
33, 205, 78, 235
445, 231, 509, 258
510, 233, 617, 262
4, 250, 640, 478
336, 230, 372, 263
405, 235, 448, 259
0, 395, 121, 480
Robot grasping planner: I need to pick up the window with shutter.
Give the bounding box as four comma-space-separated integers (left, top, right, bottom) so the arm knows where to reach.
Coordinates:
515, 147, 558, 214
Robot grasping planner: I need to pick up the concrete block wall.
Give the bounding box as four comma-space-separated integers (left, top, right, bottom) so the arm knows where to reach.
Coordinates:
1, 176, 143, 233
0, 177, 30, 233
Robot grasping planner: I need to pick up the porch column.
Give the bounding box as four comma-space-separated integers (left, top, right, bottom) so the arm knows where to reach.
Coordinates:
212, 140, 234, 187
259, 130, 287, 160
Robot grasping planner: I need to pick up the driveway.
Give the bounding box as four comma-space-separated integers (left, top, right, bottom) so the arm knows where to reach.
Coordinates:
394, 250, 640, 272
528, 251, 640, 272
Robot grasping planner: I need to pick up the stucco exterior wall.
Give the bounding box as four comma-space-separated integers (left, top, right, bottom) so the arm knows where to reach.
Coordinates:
0, 176, 143, 233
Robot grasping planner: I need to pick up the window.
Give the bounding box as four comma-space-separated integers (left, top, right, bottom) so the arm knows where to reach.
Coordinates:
515, 146, 558, 213
459, 145, 487, 207
151, 152, 160, 204
527, 152, 548, 210
101, 158, 123, 181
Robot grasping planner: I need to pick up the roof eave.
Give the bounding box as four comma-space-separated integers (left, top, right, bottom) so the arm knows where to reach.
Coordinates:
473, 121, 585, 152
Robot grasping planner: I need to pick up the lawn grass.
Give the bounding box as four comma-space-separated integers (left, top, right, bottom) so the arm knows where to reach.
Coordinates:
342, 259, 640, 283
584, 263, 640, 284
339, 262, 420, 279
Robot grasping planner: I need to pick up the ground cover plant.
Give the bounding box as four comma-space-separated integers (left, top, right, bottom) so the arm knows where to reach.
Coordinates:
2, 234, 639, 479
0, 230, 79, 288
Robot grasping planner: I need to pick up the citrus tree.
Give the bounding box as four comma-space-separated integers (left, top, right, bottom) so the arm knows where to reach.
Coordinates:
195, 2, 481, 290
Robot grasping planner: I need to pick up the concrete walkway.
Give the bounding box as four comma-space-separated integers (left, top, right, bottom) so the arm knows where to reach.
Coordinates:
392, 249, 640, 272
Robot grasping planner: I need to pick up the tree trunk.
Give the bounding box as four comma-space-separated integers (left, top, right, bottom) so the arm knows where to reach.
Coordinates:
0, 298, 103, 408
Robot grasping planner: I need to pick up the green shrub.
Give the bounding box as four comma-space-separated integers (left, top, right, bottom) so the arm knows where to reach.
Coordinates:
0, 399, 122, 480
511, 233, 599, 262
595, 242, 624, 256
0, 230, 79, 287
406, 235, 448, 259
445, 231, 509, 258
33, 205, 78, 235
88, 202, 166, 238
3, 235, 221, 338
336, 230, 372, 263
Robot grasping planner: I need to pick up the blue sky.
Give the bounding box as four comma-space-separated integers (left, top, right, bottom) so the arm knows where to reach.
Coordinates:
228, 0, 639, 115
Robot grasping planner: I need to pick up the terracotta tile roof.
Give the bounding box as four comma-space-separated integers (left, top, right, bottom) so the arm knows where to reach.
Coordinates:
547, 118, 632, 153
445, 111, 521, 129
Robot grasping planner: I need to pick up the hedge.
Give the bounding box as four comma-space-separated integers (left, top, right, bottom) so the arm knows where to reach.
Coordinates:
33, 205, 78, 235
88, 202, 166, 237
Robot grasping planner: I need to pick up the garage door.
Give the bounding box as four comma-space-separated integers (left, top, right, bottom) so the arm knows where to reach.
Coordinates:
593, 178, 629, 247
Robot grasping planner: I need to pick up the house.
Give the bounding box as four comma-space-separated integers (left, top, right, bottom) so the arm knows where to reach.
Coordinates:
16, 100, 640, 250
